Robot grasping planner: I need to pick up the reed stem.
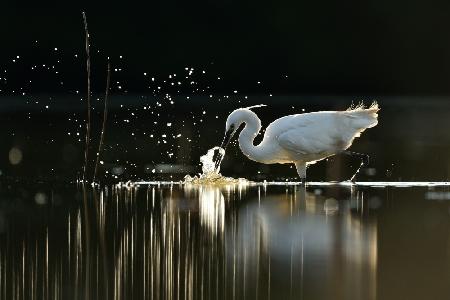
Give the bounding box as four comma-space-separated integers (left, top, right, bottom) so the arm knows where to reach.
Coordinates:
82, 12, 92, 182
93, 62, 111, 182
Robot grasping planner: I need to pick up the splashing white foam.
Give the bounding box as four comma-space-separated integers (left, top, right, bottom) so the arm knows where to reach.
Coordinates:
200, 146, 224, 174
184, 146, 249, 184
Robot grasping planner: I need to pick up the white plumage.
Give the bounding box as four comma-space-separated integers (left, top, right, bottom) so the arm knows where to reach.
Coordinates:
217, 102, 379, 180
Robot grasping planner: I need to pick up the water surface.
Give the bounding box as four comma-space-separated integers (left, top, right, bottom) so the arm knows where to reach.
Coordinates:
1, 182, 449, 299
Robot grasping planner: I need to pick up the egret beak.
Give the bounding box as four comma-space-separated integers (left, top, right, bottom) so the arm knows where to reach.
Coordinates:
213, 126, 235, 170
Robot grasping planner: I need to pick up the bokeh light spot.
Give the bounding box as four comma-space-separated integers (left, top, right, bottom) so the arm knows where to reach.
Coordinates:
34, 192, 48, 205
9, 147, 23, 165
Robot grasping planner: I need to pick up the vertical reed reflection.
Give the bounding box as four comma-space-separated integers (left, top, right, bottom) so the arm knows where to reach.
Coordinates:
0, 183, 381, 299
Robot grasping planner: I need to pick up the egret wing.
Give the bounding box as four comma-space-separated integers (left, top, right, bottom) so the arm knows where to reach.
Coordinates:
276, 115, 338, 154
278, 130, 332, 154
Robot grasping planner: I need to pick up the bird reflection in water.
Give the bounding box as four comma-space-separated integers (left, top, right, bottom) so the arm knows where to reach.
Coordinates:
0, 183, 379, 299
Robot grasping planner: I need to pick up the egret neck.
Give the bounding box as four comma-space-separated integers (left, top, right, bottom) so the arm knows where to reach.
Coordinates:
236, 109, 266, 163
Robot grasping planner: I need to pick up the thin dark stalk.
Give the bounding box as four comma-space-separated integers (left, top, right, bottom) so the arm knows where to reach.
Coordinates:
82, 12, 92, 182
93, 62, 111, 182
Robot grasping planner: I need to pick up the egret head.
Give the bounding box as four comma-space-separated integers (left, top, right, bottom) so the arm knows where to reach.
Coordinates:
212, 109, 244, 170
214, 105, 266, 170
221, 109, 249, 149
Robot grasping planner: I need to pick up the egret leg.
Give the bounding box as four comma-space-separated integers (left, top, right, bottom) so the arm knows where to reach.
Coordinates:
295, 162, 307, 184
342, 151, 369, 182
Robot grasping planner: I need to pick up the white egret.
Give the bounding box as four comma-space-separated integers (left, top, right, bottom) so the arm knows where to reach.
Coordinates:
214, 102, 379, 182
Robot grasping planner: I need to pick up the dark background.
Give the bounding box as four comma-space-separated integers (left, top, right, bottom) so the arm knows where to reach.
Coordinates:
1, 1, 450, 182
2, 0, 450, 95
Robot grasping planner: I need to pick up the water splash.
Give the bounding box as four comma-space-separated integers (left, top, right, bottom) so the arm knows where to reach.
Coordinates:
184, 147, 249, 184
201, 146, 224, 174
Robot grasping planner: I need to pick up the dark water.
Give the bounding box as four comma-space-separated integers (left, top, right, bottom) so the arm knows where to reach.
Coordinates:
2, 95, 450, 299
1, 182, 450, 300
2, 96, 450, 182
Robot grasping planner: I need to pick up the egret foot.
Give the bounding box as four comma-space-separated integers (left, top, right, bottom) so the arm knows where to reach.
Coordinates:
342, 151, 369, 182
